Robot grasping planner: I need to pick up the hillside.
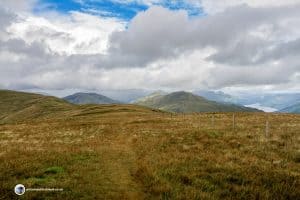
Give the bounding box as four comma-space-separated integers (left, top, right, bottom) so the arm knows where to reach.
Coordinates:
100, 89, 152, 103
134, 91, 167, 104
63, 92, 121, 105
0, 90, 74, 123
135, 91, 261, 113
0, 90, 159, 124
193, 90, 237, 103
280, 103, 300, 113
0, 90, 299, 199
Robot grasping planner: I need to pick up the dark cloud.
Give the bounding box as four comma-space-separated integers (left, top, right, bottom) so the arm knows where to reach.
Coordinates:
209, 64, 298, 88
0, 7, 16, 27
1, 0, 37, 12
107, 5, 300, 67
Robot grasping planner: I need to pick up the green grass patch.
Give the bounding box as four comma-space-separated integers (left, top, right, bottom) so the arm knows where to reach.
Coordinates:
44, 166, 64, 175
205, 130, 223, 138
25, 176, 55, 186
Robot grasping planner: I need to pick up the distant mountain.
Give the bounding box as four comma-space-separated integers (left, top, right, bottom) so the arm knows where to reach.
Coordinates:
100, 89, 153, 103
279, 103, 300, 114
243, 103, 278, 113
134, 91, 167, 104
0, 90, 163, 123
192, 90, 237, 103
235, 93, 300, 110
192, 91, 300, 112
135, 91, 261, 113
63, 93, 121, 105
192, 90, 300, 111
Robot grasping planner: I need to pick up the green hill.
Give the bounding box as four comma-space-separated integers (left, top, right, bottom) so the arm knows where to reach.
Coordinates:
280, 103, 300, 113
0, 90, 160, 124
63, 92, 121, 105
135, 91, 261, 113
0, 90, 74, 123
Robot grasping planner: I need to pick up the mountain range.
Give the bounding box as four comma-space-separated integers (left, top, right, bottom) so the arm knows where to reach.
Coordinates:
193, 90, 300, 111
2, 89, 300, 114
63, 92, 121, 105
233, 93, 300, 110
135, 91, 261, 113
100, 89, 152, 103
280, 103, 300, 113
0, 90, 156, 124
58, 89, 300, 112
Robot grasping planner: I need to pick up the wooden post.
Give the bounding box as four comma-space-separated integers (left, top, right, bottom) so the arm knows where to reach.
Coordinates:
211, 115, 214, 128
198, 114, 201, 130
265, 115, 270, 138
199, 113, 201, 127
232, 113, 235, 132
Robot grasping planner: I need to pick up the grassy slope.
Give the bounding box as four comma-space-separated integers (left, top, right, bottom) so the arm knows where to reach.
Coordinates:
0, 90, 74, 123
0, 90, 299, 200
136, 91, 260, 113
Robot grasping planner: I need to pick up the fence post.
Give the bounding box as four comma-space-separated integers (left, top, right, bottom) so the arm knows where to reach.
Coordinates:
232, 113, 235, 132
265, 115, 270, 138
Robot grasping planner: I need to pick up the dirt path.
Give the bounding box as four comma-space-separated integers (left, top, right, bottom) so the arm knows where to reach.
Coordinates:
94, 135, 145, 199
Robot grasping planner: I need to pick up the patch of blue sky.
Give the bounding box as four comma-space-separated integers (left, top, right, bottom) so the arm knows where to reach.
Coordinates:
35, 0, 147, 20
34, 0, 82, 14
153, 0, 205, 17
35, 0, 205, 20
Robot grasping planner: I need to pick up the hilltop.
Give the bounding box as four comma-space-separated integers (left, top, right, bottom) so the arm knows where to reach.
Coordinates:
0, 90, 74, 123
135, 91, 261, 113
0, 90, 159, 124
63, 92, 121, 105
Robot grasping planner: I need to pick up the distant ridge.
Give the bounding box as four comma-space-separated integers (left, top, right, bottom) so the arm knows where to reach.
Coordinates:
135, 91, 262, 113
279, 103, 300, 114
0, 90, 161, 123
134, 91, 167, 104
192, 90, 236, 103
63, 92, 121, 105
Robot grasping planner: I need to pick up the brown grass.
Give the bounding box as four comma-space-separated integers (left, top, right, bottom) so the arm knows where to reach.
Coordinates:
0, 106, 299, 199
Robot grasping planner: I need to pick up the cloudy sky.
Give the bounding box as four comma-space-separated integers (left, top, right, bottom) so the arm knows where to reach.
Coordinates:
0, 0, 300, 96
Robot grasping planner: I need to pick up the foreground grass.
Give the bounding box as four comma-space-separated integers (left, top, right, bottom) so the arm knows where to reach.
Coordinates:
0, 105, 299, 199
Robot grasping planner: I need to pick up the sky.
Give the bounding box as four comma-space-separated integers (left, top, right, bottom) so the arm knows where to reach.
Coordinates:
0, 0, 300, 97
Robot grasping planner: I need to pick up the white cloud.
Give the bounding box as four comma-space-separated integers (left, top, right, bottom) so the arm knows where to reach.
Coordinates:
7, 11, 125, 55
108, 5, 300, 66
74, 0, 300, 15
191, 0, 300, 14
0, 1, 299, 94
